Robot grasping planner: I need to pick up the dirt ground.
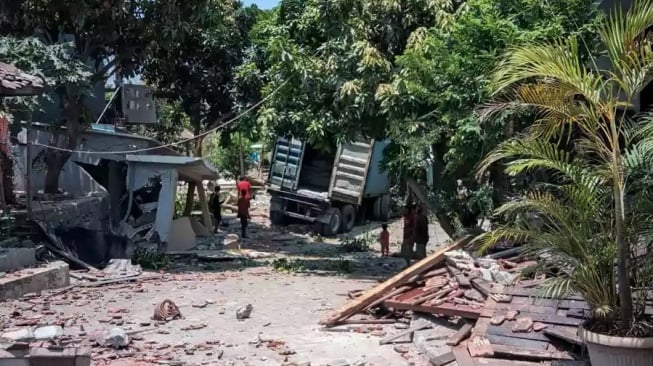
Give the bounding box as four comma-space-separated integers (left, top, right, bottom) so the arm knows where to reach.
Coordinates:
0, 193, 452, 366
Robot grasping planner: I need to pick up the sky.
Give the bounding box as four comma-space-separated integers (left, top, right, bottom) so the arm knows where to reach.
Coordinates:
242, 0, 279, 10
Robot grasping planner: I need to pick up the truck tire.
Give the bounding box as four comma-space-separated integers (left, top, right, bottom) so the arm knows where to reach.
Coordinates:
270, 210, 287, 226
340, 204, 356, 233
373, 197, 381, 220
321, 207, 342, 237
378, 195, 391, 222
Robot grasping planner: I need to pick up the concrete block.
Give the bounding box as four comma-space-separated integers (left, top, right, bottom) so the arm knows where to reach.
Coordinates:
0, 248, 36, 273
0, 261, 69, 301
29, 348, 76, 366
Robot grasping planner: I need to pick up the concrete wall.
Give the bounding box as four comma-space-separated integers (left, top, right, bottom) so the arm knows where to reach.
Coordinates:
11, 125, 160, 197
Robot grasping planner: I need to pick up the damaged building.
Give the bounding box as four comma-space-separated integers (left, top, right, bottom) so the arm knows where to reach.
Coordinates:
8, 84, 217, 266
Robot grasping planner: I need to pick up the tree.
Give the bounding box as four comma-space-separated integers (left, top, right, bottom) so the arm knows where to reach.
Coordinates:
476, 0, 653, 333
375, 0, 601, 237
256, 0, 456, 151
142, 0, 260, 213
0, 0, 201, 193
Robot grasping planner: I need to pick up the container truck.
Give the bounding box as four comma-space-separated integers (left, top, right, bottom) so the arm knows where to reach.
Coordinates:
266, 137, 392, 236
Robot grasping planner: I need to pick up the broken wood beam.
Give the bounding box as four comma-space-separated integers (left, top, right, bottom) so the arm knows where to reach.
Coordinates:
379, 324, 431, 345
543, 327, 583, 346
429, 351, 455, 366
446, 323, 473, 346
491, 344, 574, 361
320, 236, 471, 327
451, 346, 475, 366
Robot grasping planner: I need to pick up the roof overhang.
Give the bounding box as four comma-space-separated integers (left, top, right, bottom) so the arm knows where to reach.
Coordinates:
125, 154, 218, 182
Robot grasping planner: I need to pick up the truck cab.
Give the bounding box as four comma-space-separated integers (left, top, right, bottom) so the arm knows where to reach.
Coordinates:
266, 137, 392, 236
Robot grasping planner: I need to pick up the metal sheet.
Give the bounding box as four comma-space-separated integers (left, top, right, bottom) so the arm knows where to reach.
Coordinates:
267, 137, 305, 190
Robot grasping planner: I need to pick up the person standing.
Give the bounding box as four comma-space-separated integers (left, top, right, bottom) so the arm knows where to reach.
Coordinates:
209, 185, 225, 233
237, 189, 250, 239
413, 205, 429, 260
401, 205, 416, 267
380, 223, 390, 257
236, 176, 251, 201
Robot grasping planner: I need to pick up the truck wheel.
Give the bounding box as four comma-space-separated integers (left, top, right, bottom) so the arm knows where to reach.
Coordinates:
379, 195, 391, 222
322, 207, 342, 237
340, 204, 356, 233
270, 211, 287, 226
373, 198, 381, 220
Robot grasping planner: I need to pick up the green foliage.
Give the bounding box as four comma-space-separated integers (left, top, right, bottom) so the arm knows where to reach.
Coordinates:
257, 0, 456, 149
0, 215, 15, 242
0, 37, 92, 117
0, 0, 206, 193
339, 235, 373, 253
142, 1, 261, 151
131, 247, 170, 271
475, 0, 653, 334
270, 257, 305, 273
204, 133, 256, 179
377, 0, 601, 236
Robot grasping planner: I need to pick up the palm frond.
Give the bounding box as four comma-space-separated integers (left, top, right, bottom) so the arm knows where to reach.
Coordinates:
492, 37, 604, 107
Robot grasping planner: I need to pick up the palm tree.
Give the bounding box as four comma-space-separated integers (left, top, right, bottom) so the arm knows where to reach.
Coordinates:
476, 0, 653, 331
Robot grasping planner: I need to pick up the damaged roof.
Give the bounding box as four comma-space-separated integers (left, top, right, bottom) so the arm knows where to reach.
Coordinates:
0, 62, 45, 96
125, 154, 218, 182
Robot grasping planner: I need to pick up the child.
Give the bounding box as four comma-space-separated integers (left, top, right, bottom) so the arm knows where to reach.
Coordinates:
380, 223, 390, 257
237, 189, 250, 239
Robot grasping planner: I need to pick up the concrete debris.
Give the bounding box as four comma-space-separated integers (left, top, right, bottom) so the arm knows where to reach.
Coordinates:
103, 327, 129, 349
33, 325, 63, 340
236, 304, 253, 320
512, 317, 534, 333
1, 328, 34, 342
505, 310, 519, 321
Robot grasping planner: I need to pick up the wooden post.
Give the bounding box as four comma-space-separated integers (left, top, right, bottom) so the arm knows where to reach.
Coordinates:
196, 181, 213, 232
26, 115, 33, 218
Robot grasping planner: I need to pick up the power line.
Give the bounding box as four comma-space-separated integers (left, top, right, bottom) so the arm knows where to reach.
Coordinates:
10, 79, 289, 155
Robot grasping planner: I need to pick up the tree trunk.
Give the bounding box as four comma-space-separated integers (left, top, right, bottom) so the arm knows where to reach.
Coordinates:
182, 119, 203, 216
43, 98, 81, 195
43, 139, 74, 194
615, 183, 632, 328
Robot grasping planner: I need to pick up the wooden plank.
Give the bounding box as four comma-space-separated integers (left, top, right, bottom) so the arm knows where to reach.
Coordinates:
446, 323, 473, 346
556, 300, 590, 310
451, 346, 475, 366
384, 300, 481, 319
483, 311, 581, 327
493, 303, 558, 315
428, 351, 455, 366
475, 358, 551, 366
543, 327, 583, 346
491, 344, 574, 361
366, 286, 411, 310
486, 334, 550, 351
487, 323, 550, 342
320, 237, 471, 326
378, 324, 431, 345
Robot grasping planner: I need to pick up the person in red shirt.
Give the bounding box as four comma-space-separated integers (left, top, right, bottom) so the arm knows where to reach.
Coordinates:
236, 176, 251, 201
237, 189, 250, 239
380, 223, 390, 257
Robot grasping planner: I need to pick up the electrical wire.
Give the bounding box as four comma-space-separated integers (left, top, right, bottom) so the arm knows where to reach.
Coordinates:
9, 79, 289, 155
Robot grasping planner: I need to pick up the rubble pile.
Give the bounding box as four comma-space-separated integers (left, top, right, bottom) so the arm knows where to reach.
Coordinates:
320, 237, 606, 366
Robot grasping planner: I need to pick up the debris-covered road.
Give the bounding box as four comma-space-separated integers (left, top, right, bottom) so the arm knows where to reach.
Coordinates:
1, 268, 430, 365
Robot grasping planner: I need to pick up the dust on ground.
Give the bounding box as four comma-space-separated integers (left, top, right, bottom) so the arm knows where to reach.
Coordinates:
0, 192, 452, 366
